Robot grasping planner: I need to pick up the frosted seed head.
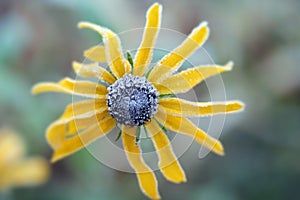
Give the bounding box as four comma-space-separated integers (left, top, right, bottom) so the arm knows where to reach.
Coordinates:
106, 74, 159, 126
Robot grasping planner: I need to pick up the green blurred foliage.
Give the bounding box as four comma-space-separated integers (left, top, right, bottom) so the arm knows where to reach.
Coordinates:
0, 0, 299, 199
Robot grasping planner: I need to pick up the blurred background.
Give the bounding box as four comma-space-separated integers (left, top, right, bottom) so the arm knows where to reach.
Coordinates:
0, 0, 299, 199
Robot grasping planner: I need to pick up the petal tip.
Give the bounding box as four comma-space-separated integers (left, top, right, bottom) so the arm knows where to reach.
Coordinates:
77, 21, 89, 29
151, 2, 162, 7
146, 2, 163, 25
50, 152, 62, 163
234, 101, 246, 111
175, 175, 187, 184
50, 156, 57, 163
31, 85, 38, 95
198, 21, 209, 33
194, 20, 210, 41
200, 21, 209, 27
214, 141, 225, 156
183, 177, 187, 183
72, 61, 80, 71
149, 2, 163, 10
226, 61, 234, 70
192, 21, 209, 34
31, 84, 43, 95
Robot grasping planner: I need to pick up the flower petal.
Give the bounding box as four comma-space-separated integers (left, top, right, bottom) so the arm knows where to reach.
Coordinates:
0, 157, 49, 190
154, 61, 233, 94
84, 45, 106, 62
133, 3, 162, 76
159, 98, 244, 116
155, 107, 224, 156
72, 61, 116, 84
0, 129, 25, 166
145, 121, 186, 183
59, 99, 107, 120
47, 107, 108, 149
122, 126, 160, 200
78, 22, 131, 78
148, 21, 209, 83
32, 78, 107, 98
51, 116, 115, 162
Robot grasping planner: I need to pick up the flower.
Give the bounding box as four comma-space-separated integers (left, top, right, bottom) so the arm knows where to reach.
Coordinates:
32, 3, 244, 199
0, 129, 50, 192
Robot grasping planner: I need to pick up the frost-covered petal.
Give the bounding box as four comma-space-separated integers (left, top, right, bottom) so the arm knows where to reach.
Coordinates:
122, 126, 160, 200
145, 120, 186, 183
47, 108, 109, 149
148, 21, 209, 83
155, 107, 224, 156
154, 62, 233, 94
32, 78, 107, 99
159, 98, 244, 116
78, 22, 131, 78
51, 116, 115, 162
58, 99, 107, 120
84, 45, 106, 63
134, 3, 162, 76
72, 61, 116, 84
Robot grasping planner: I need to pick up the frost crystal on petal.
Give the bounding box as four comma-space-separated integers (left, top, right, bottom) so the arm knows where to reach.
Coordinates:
107, 74, 159, 126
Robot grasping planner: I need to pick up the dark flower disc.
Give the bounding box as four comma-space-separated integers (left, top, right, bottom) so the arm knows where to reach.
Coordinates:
106, 74, 159, 126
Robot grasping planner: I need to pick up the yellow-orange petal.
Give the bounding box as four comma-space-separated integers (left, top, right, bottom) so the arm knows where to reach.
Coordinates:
59, 99, 107, 120
72, 61, 116, 84
0, 129, 25, 167
51, 116, 115, 162
46, 109, 108, 149
84, 45, 107, 63
155, 107, 224, 156
32, 78, 107, 98
122, 126, 161, 200
159, 98, 244, 116
148, 21, 209, 83
78, 22, 131, 78
0, 157, 49, 190
154, 61, 233, 94
133, 3, 162, 76
145, 120, 186, 183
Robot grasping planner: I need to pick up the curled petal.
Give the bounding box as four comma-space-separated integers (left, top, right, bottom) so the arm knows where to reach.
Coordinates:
78, 22, 131, 78
59, 99, 107, 120
122, 126, 160, 200
51, 116, 115, 162
145, 121, 186, 183
159, 98, 244, 116
47, 107, 108, 149
32, 78, 107, 98
134, 3, 162, 76
72, 61, 116, 84
155, 107, 224, 156
148, 21, 209, 83
154, 62, 233, 94
84, 45, 106, 63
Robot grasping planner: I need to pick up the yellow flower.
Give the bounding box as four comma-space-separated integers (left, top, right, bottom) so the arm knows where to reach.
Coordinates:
32, 3, 244, 199
0, 129, 50, 192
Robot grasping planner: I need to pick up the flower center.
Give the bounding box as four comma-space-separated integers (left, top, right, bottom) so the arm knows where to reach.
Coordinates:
106, 74, 159, 126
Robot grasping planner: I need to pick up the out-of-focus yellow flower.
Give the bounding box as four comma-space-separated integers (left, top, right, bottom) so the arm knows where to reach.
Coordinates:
32, 2, 244, 199
0, 129, 50, 192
